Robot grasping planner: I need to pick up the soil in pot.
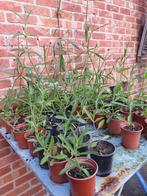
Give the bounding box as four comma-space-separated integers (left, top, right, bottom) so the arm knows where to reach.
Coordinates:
24, 132, 37, 157
68, 164, 94, 178
108, 119, 124, 135
48, 159, 68, 184
90, 140, 115, 177
66, 158, 98, 196
121, 122, 143, 149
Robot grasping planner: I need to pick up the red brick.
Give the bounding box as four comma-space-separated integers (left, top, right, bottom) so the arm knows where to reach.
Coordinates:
0, 59, 10, 68
24, 5, 51, 17
34, 189, 47, 196
0, 147, 11, 158
0, 25, 22, 35
20, 184, 43, 196
27, 26, 49, 36
0, 2, 22, 12
107, 5, 119, 12
94, 1, 105, 9
0, 139, 9, 148
113, 13, 124, 20
120, 8, 130, 15
62, 2, 81, 12
5, 183, 30, 196
39, 18, 58, 28
0, 182, 14, 195
11, 159, 24, 170
113, 0, 125, 6
36, 0, 57, 7
30, 177, 40, 185
92, 33, 105, 40
15, 172, 35, 186
0, 49, 10, 57
7, 13, 37, 25
0, 80, 11, 89
0, 165, 11, 176
0, 154, 19, 167
1, 167, 27, 185
0, 12, 5, 22
15, 0, 34, 2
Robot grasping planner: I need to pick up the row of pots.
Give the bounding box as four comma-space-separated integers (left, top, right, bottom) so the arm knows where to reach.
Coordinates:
108, 112, 147, 149
0, 118, 116, 196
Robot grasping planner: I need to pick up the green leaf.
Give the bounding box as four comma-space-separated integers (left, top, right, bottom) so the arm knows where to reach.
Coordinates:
98, 119, 105, 129
40, 156, 49, 165
81, 168, 90, 177
76, 118, 87, 124
58, 54, 65, 72
55, 115, 66, 120
59, 165, 72, 175
34, 147, 44, 153
50, 159, 55, 166
83, 107, 94, 123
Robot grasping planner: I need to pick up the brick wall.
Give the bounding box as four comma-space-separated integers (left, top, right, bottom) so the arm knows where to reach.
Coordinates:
0, 134, 49, 196
0, 0, 146, 98
0, 0, 147, 195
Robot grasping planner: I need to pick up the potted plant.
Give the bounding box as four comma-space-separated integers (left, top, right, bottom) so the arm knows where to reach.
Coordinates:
60, 157, 98, 196
33, 131, 50, 170
40, 121, 92, 184
39, 134, 69, 183
120, 100, 143, 149
13, 119, 28, 149
90, 140, 115, 177
107, 113, 124, 135
106, 83, 126, 135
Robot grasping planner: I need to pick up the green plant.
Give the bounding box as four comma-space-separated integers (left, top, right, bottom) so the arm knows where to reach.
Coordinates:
116, 64, 146, 127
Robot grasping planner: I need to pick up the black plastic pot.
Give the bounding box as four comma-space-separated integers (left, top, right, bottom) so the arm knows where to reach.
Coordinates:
90, 140, 115, 177
37, 150, 48, 170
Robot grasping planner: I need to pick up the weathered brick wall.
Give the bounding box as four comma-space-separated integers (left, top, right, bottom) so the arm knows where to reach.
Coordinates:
0, 0, 147, 195
0, 0, 146, 98
0, 134, 49, 196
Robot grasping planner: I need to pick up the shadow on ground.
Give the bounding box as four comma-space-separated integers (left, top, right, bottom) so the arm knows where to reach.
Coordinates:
121, 163, 147, 196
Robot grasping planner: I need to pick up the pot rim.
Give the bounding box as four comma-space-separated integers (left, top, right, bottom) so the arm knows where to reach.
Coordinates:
90, 140, 115, 157
110, 118, 125, 123
13, 129, 26, 134
24, 131, 34, 139
65, 157, 98, 181
134, 112, 145, 119
48, 159, 67, 165
120, 122, 143, 133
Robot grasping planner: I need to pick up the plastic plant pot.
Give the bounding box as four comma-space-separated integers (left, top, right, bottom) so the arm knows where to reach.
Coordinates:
65, 157, 98, 196
24, 131, 37, 157
90, 140, 115, 177
121, 122, 143, 149
48, 159, 68, 184
134, 113, 147, 133
108, 119, 124, 135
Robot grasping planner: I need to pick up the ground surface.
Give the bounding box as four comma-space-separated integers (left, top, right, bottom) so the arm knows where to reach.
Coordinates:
122, 163, 147, 196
